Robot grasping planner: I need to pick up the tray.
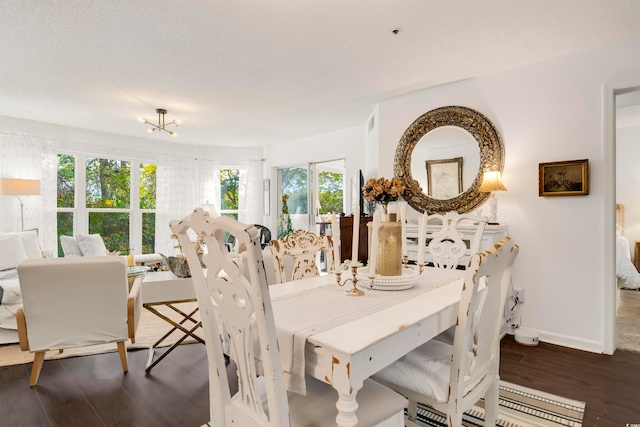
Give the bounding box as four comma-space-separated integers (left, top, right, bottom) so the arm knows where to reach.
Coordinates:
356, 267, 420, 290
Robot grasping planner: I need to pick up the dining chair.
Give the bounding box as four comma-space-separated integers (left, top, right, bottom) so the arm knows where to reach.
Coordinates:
170, 208, 408, 427
421, 211, 488, 269
269, 229, 335, 283
373, 237, 519, 427
16, 256, 142, 386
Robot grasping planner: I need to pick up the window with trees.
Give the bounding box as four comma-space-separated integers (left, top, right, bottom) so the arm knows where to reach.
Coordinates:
56, 154, 156, 257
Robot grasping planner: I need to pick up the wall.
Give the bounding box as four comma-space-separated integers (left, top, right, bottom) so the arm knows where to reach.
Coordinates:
617, 123, 640, 258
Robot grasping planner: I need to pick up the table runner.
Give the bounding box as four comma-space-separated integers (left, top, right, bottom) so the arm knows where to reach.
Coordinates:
271, 267, 464, 395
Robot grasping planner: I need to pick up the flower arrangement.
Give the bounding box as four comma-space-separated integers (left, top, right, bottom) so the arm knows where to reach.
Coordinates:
362, 177, 406, 209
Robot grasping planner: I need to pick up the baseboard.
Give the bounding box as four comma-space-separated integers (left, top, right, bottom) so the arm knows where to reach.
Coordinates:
505, 327, 604, 354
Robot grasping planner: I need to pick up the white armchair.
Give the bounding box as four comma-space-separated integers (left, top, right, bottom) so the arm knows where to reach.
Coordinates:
16, 256, 142, 386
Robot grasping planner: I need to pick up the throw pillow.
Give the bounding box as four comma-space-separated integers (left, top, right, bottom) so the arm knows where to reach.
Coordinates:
4, 229, 43, 259
76, 234, 108, 256
60, 235, 83, 257
0, 234, 29, 270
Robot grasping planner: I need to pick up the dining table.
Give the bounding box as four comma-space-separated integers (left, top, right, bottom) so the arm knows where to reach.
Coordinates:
269, 266, 466, 427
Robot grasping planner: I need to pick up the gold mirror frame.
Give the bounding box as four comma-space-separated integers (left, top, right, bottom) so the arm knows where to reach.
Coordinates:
394, 106, 504, 214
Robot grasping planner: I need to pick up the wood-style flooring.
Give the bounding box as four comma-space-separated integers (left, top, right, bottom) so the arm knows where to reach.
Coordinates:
0, 336, 638, 426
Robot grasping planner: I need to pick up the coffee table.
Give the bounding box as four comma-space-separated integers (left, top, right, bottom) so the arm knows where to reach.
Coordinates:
141, 271, 204, 372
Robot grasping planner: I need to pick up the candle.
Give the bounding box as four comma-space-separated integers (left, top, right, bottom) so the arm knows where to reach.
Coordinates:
417, 212, 427, 266
330, 213, 340, 272
351, 204, 360, 263
369, 207, 379, 276
400, 202, 407, 257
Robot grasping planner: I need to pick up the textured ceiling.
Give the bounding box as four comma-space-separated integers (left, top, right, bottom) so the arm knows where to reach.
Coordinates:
1, 0, 640, 147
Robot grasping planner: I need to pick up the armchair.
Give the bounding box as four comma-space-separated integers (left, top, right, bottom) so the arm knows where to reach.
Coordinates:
16, 256, 142, 386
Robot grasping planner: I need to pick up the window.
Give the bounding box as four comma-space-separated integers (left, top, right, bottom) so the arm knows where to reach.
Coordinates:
56, 153, 156, 256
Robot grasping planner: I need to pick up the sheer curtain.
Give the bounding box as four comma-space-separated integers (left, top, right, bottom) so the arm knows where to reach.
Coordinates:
155, 155, 198, 255
239, 159, 263, 225
0, 133, 57, 251
199, 159, 221, 215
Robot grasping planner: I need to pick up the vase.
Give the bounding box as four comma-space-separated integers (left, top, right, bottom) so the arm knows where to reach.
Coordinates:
375, 215, 402, 276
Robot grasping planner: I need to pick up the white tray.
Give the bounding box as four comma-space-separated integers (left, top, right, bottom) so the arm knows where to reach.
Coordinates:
356, 267, 420, 290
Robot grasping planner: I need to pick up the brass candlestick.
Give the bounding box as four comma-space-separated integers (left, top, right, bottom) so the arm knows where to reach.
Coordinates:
336, 265, 365, 296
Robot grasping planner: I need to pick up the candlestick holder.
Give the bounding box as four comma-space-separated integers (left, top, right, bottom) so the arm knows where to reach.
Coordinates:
336, 265, 365, 296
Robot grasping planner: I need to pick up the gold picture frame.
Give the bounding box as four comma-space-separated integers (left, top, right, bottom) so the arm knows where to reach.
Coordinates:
538, 159, 589, 197
426, 157, 463, 199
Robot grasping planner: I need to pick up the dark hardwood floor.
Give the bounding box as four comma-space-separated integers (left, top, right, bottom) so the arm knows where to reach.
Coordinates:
1, 336, 638, 426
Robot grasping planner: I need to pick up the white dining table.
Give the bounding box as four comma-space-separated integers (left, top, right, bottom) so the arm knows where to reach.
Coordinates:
269, 266, 466, 427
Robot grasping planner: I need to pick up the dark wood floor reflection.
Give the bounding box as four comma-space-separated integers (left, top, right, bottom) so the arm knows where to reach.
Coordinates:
0, 336, 638, 426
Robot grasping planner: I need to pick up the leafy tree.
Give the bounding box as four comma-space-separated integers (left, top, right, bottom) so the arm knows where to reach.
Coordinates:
281, 167, 308, 214
318, 171, 343, 214
220, 169, 239, 210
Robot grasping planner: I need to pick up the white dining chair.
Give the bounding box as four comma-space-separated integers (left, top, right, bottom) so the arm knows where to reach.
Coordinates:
420, 211, 488, 269
170, 208, 407, 427
269, 229, 335, 283
373, 237, 519, 427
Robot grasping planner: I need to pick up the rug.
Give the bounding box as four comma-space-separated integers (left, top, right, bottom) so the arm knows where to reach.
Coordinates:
0, 302, 202, 367
617, 288, 640, 354
415, 381, 585, 427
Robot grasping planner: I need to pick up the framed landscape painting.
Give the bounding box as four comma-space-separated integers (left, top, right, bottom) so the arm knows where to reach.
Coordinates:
538, 159, 589, 197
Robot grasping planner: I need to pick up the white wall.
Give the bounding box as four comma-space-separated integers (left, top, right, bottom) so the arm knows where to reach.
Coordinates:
617, 124, 640, 258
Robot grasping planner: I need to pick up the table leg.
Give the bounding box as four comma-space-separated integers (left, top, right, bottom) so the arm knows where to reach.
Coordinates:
335, 391, 359, 427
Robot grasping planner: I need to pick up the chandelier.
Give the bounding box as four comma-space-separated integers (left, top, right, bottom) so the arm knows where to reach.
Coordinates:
138, 108, 179, 137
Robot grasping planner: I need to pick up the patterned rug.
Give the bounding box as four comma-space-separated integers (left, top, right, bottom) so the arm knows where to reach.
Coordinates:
415, 381, 585, 427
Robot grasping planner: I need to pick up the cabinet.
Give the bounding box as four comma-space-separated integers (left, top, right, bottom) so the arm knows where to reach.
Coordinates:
339, 216, 373, 264
405, 222, 509, 265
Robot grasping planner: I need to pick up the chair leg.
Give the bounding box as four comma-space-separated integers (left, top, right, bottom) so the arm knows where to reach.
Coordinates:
29, 351, 46, 387
117, 341, 128, 372
484, 379, 499, 427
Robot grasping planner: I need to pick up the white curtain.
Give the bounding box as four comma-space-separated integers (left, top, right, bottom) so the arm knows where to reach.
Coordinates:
239, 159, 263, 225
0, 133, 57, 251
155, 154, 198, 256
199, 159, 221, 214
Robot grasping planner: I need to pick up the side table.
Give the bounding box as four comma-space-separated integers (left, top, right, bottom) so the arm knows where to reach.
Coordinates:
141, 271, 204, 372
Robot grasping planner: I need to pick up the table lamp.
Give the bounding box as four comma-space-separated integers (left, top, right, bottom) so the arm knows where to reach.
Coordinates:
0, 178, 41, 230
478, 171, 506, 224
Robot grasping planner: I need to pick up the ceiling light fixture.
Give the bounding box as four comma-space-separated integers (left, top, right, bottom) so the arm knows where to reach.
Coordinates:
137, 108, 179, 137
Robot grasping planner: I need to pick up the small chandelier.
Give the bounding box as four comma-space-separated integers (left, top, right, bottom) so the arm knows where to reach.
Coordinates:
138, 108, 179, 137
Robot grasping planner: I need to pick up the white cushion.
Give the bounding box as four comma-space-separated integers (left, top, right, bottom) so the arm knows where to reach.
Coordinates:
76, 234, 108, 256
4, 229, 43, 259
374, 339, 453, 403
0, 234, 29, 271
60, 235, 83, 257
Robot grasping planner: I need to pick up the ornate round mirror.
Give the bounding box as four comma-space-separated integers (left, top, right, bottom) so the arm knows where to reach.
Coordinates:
394, 106, 504, 214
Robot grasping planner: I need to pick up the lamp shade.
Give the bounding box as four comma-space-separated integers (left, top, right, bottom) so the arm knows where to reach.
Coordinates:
0, 178, 41, 196
201, 203, 219, 218
478, 171, 507, 193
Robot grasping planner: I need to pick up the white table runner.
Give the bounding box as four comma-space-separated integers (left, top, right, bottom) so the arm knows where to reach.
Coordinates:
271, 267, 464, 395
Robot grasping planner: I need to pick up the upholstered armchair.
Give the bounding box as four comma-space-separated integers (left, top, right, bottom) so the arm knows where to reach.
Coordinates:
16, 256, 142, 386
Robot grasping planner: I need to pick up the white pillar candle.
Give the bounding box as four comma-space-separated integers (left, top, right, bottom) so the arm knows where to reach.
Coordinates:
417, 212, 427, 265
352, 204, 360, 263
369, 207, 379, 275
331, 213, 340, 271
400, 202, 408, 257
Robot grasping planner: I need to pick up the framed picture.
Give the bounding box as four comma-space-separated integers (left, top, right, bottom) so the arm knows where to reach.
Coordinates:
426, 157, 463, 199
538, 159, 589, 197
263, 179, 270, 215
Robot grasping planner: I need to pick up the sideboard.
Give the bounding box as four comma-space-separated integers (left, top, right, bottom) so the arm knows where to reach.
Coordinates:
405, 222, 509, 265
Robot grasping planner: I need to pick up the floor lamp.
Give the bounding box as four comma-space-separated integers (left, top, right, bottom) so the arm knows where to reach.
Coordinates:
0, 178, 41, 230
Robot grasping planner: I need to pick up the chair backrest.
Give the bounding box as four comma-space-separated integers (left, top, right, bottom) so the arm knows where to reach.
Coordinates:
423, 211, 488, 269
449, 237, 518, 407
227, 224, 272, 251
17, 256, 129, 351
269, 229, 334, 283
170, 208, 290, 427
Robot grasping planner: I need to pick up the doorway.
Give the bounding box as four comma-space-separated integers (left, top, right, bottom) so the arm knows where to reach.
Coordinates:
615, 88, 640, 353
